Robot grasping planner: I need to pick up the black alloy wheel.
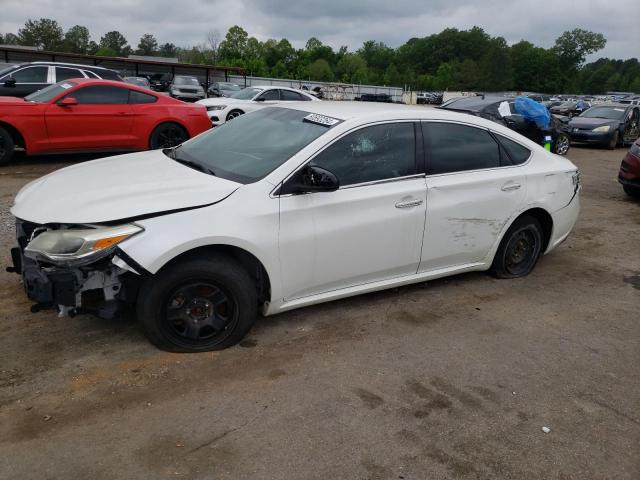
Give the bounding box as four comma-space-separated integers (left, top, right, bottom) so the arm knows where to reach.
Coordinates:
150, 123, 189, 149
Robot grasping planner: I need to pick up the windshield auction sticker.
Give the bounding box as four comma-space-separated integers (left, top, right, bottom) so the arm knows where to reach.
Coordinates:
303, 113, 340, 127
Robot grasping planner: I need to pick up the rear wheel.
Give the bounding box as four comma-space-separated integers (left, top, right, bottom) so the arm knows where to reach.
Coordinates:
149, 123, 189, 149
0, 127, 15, 165
623, 185, 640, 199
226, 110, 244, 121
137, 254, 258, 352
553, 133, 570, 155
490, 216, 544, 279
607, 131, 619, 150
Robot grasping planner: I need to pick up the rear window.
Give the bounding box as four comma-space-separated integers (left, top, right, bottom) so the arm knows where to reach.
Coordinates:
495, 134, 531, 165
129, 90, 157, 104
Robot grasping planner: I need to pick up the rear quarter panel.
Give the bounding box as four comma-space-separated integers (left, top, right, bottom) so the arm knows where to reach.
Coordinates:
130, 103, 211, 149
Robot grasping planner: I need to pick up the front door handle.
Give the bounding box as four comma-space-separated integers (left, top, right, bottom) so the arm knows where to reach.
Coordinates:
395, 199, 424, 209
501, 182, 521, 192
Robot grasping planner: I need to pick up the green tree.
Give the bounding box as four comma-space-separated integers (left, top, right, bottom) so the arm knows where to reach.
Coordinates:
136, 34, 158, 56
2, 33, 19, 45
219, 25, 248, 60
433, 63, 453, 90
554, 29, 606, 68
307, 58, 334, 81
63, 25, 91, 53
629, 77, 640, 93
95, 46, 117, 57
18, 18, 63, 50
478, 37, 513, 91
158, 43, 178, 58
99, 31, 131, 56
336, 53, 368, 84
271, 60, 290, 78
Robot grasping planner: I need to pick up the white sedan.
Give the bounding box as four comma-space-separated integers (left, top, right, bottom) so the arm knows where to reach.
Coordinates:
197, 85, 319, 126
10, 102, 580, 352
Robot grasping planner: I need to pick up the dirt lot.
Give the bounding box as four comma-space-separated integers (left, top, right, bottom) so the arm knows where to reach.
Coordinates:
0, 146, 638, 479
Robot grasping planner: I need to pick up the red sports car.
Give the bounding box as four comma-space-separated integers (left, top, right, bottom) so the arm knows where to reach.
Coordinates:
0, 78, 212, 164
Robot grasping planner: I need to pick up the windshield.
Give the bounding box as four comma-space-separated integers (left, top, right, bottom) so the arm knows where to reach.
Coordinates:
580, 106, 627, 120
0, 65, 16, 78
219, 83, 241, 91
25, 81, 77, 103
229, 87, 262, 100
174, 76, 200, 86
169, 107, 335, 183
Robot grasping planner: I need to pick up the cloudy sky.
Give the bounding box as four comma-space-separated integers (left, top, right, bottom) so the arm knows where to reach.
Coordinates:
1, 0, 638, 60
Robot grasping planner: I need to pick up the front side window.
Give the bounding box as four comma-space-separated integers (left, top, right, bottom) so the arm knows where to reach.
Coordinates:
171, 107, 333, 184
424, 122, 501, 174
310, 122, 416, 186
11, 66, 48, 83
67, 85, 129, 104
230, 87, 263, 100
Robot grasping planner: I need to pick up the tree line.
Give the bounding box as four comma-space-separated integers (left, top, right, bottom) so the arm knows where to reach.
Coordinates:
1, 19, 639, 94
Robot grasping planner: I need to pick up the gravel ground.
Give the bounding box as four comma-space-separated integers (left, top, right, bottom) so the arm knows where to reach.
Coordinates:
0, 146, 638, 479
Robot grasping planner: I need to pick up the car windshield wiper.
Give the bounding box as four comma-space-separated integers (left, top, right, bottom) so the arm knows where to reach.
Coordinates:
172, 156, 216, 176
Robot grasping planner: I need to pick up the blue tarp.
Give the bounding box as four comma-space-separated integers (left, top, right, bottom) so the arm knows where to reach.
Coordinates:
514, 96, 551, 129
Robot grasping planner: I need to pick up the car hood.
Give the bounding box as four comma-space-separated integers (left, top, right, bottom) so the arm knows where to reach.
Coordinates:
198, 97, 250, 106
0, 96, 33, 106
569, 117, 619, 128
11, 150, 240, 224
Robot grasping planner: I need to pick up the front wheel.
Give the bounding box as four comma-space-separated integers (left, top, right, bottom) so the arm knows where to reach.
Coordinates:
137, 254, 258, 352
490, 216, 544, 279
0, 127, 15, 165
607, 131, 619, 150
226, 110, 244, 122
554, 133, 570, 155
149, 123, 189, 149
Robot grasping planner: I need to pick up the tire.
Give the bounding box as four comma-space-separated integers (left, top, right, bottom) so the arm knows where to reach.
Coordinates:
149, 123, 189, 149
623, 185, 640, 199
490, 215, 544, 279
137, 254, 258, 352
553, 133, 570, 155
607, 131, 619, 150
226, 110, 244, 122
0, 127, 15, 166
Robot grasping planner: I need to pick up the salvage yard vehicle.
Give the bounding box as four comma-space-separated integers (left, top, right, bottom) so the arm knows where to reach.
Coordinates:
439, 96, 572, 155
618, 137, 640, 198
568, 104, 640, 149
549, 100, 590, 117
197, 85, 318, 126
0, 78, 211, 164
0, 61, 122, 97
9, 102, 581, 352
124, 76, 152, 89
169, 75, 206, 102
207, 82, 241, 98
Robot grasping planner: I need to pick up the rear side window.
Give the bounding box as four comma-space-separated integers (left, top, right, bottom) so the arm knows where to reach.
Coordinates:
423, 122, 501, 174
281, 90, 305, 101
68, 86, 129, 104
12, 66, 48, 83
56, 67, 84, 81
310, 122, 416, 186
495, 134, 531, 165
129, 90, 157, 104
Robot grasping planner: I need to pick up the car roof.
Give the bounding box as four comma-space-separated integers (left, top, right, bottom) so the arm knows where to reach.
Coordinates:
253, 85, 310, 93
439, 96, 510, 112
17, 61, 114, 71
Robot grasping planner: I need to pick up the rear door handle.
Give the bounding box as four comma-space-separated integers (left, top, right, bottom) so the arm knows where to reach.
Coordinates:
395, 199, 424, 209
501, 182, 521, 192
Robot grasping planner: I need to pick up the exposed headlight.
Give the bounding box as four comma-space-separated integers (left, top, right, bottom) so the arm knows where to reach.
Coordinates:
206, 105, 226, 111
24, 224, 143, 266
592, 125, 610, 132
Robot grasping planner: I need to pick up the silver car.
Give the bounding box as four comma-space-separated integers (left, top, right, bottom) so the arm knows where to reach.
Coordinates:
169, 75, 205, 102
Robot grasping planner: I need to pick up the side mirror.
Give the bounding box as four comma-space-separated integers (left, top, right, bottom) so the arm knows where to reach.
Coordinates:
4, 78, 16, 87
255, 97, 266, 102
280, 165, 339, 195
58, 97, 78, 107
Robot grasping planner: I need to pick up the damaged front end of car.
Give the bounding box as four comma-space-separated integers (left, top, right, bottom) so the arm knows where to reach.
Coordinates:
8, 219, 145, 319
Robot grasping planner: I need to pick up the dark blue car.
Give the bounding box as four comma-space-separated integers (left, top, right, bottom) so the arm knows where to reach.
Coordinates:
568, 104, 640, 149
